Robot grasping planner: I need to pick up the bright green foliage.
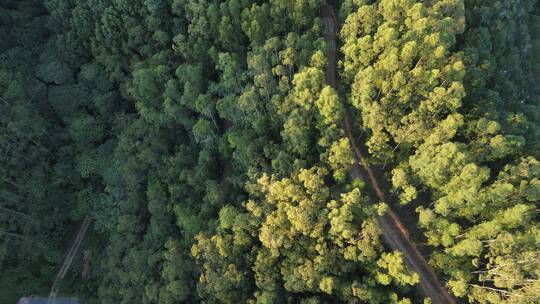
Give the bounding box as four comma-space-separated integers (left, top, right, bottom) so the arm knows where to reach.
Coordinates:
341, 0, 467, 162
341, 1, 540, 303
193, 167, 416, 303
376, 252, 419, 286
418, 157, 540, 303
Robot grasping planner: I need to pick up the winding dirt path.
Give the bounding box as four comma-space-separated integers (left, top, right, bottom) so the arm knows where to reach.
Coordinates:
321, 3, 456, 303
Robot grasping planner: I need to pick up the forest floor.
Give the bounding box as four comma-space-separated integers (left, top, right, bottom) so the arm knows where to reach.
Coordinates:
321, 2, 456, 303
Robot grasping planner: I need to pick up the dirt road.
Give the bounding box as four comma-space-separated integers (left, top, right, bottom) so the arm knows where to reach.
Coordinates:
321, 3, 456, 303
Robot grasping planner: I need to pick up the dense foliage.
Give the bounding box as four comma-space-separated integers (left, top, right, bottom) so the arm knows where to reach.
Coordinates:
341, 0, 540, 302
1, 0, 538, 303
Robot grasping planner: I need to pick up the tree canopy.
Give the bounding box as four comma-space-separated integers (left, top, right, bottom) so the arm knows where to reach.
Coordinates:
1, 0, 538, 303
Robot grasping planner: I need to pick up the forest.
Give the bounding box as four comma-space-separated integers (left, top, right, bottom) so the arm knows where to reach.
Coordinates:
0, 0, 539, 303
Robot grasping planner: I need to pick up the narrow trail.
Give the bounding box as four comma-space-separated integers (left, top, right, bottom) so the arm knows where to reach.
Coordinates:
217, 119, 233, 204
321, 3, 456, 303
49, 216, 92, 299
